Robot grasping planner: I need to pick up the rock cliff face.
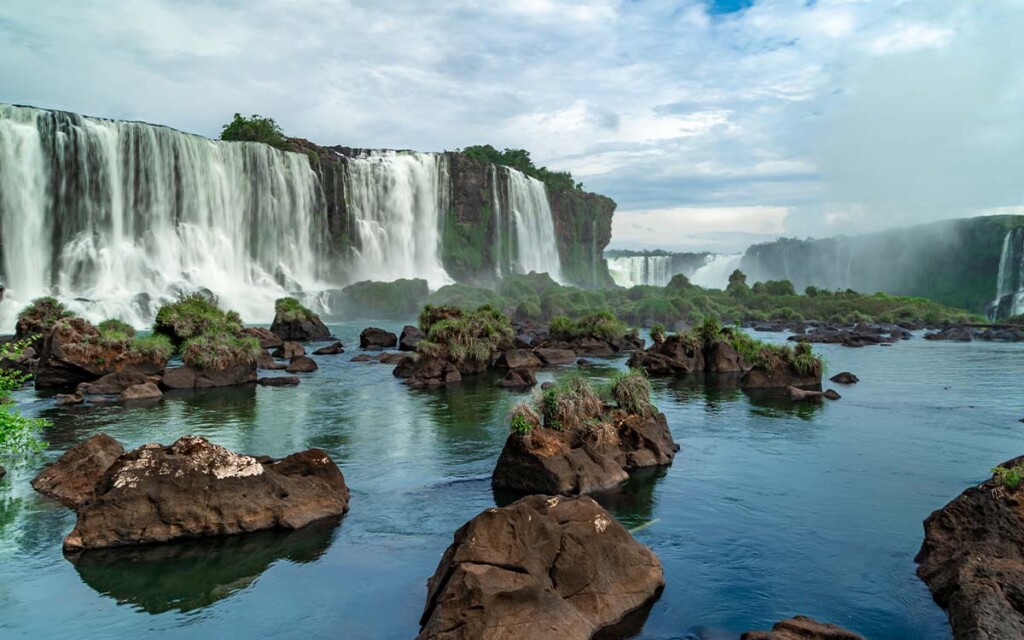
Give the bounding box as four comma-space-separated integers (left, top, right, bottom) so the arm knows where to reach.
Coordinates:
286, 139, 615, 289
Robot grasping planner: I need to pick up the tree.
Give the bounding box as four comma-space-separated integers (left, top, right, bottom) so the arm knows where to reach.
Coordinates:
220, 113, 286, 147
0, 339, 48, 457
726, 269, 750, 298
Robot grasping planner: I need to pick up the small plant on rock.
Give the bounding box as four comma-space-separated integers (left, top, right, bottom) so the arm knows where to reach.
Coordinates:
607, 369, 656, 418
509, 404, 540, 436
274, 297, 316, 323
992, 464, 1024, 490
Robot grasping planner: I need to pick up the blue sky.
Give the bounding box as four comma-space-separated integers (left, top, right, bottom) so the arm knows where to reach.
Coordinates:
2, 0, 1022, 251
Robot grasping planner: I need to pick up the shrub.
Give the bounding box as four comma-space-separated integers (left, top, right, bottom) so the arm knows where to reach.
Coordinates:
97, 319, 135, 338
538, 375, 604, 431
422, 305, 515, 370
220, 113, 286, 147
154, 294, 240, 344
650, 322, 666, 344
15, 297, 74, 339
0, 339, 48, 456
607, 369, 656, 417
992, 464, 1024, 490
509, 403, 540, 436
182, 333, 261, 370
130, 334, 174, 361
274, 297, 316, 323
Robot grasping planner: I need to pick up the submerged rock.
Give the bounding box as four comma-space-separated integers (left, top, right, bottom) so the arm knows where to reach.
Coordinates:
393, 355, 461, 388
351, 354, 373, 363
31, 434, 125, 510
286, 356, 318, 373
498, 368, 537, 389
418, 495, 664, 640
788, 386, 824, 402
492, 411, 678, 496
56, 392, 85, 406
78, 371, 152, 396
312, 341, 344, 355
272, 341, 305, 359
830, 372, 859, 384
63, 436, 349, 551
360, 327, 398, 350
741, 367, 820, 392
915, 456, 1024, 640
0, 464, 5, 481
823, 389, 842, 401
258, 376, 300, 387
119, 382, 162, 401
160, 364, 257, 389
741, 616, 865, 640
924, 326, 976, 342
399, 325, 424, 351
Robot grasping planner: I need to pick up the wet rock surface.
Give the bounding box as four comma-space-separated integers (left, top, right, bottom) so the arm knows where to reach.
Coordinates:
360, 327, 398, 350
270, 315, 331, 342
312, 342, 344, 355
286, 356, 318, 373
258, 376, 301, 387
241, 327, 283, 349
393, 355, 461, 388
272, 342, 305, 359
417, 495, 664, 640
830, 372, 859, 384
31, 434, 125, 510
160, 364, 257, 390
498, 368, 537, 389
741, 616, 866, 640
399, 325, 424, 351
119, 382, 162, 401
63, 436, 349, 551
35, 318, 167, 390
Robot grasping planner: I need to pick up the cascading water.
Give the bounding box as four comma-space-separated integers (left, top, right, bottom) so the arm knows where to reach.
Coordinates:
495, 167, 563, 282
0, 104, 327, 332
690, 254, 743, 289
608, 256, 674, 287
343, 150, 452, 288
990, 227, 1024, 319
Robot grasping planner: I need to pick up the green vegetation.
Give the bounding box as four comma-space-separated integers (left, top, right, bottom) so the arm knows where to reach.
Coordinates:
416, 304, 516, 371
182, 333, 262, 371
153, 294, 255, 370
690, 316, 824, 378
539, 375, 605, 431
129, 334, 174, 361
425, 272, 980, 328
341, 280, 429, 319
220, 113, 286, 147
16, 296, 73, 338
509, 404, 540, 436
992, 463, 1024, 490
0, 339, 48, 456
97, 319, 135, 338
549, 311, 630, 343
606, 369, 656, 418
650, 322, 666, 344
274, 297, 317, 323
462, 144, 582, 191
91, 318, 174, 362
154, 294, 242, 345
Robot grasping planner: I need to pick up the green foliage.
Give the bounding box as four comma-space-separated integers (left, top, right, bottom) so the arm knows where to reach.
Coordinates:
726, 269, 750, 298
1007, 314, 1024, 326
274, 297, 316, 323
97, 319, 135, 338
537, 374, 605, 431
606, 369, 656, 417
16, 296, 74, 337
420, 305, 516, 370
650, 322, 666, 344
548, 311, 629, 343
462, 144, 582, 191
992, 463, 1024, 490
154, 294, 242, 344
0, 339, 48, 457
220, 113, 286, 147
182, 333, 261, 371
341, 279, 429, 320
130, 334, 174, 361
509, 404, 540, 436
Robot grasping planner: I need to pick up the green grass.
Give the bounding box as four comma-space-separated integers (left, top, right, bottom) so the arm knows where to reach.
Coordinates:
992, 464, 1024, 490
154, 294, 241, 343
274, 297, 317, 323
509, 404, 540, 436
417, 304, 516, 370
605, 369, 656, 418
130, 334, 174, 361
182, 333, 262, 370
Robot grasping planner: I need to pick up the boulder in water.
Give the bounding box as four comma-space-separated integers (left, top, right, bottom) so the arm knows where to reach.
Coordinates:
78, 371, 151, 396
257, 353, 287, 370
351, 354, 373, 362
360, 327, 398, 350
417, 495, 664, 640
495, 349, 542, 370
823, 389, 841, 400
269, 298, 331, 342
705, 341, 746, 373
35, 318, 168, 390
829, 372, 859, 384
741, 616, 865, 640
31, 434, 125, 510
788, 386, 824, 402
272, 341, 305, 359
0, 465, 5, 481
119, 382, 162, 402
535, 348, 576, 365
160, 364, 256, 390
924, 326, 976, 342
258, 376, 301, 387
498, 368, 537, 389
241, 327, 283, 349
399, 325, 424, 351
286, 356, 318, 373
56, 392, 85, 406
312, 342, 344, 355
393, 355, 461, 388
915, 456, 1024, 640
63, 436, 350, 551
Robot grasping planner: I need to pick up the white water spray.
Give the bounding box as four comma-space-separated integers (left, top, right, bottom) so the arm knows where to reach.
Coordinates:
991, 227, 1024, 319
690, 254, 743, 289
502, 168, 562, 282
608, 256, 674, 287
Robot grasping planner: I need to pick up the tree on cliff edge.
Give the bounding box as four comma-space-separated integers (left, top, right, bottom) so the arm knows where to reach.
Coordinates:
220, 114, 286, 147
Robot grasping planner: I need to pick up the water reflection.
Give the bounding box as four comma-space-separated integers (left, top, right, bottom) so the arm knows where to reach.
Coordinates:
69, 517, 341, 614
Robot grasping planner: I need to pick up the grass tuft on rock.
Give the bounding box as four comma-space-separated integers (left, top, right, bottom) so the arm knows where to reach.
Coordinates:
154, 294, 241, 344
274, 297, 316, 323
182, 333, 262, 371
417, 304, 516, 371
606, 369, 656, 418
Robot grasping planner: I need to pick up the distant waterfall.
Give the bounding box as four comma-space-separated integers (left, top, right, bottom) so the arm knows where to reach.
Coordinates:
691, 254, 742, 289
343, 150, 452, 288
608, 256, 673, 287
493, 166, 563, 283
0, 105, 326, 331
991, 227, 1024, 319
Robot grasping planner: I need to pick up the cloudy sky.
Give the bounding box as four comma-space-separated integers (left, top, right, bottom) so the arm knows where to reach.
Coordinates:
2, 0, 1022, 251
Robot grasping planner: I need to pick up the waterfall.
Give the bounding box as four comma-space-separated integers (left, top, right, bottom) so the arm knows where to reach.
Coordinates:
991, 227, 1024, 319
343, 150, 452, 288
0, 105, 327, 332
608, 256, 674, 287
497, 167, 562, 282
691, 254, 743, 289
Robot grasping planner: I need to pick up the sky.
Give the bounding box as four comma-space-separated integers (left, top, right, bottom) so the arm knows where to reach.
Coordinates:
2, 0, 1023, 252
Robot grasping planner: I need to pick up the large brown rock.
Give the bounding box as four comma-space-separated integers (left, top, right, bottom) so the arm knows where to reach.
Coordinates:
35, 318, 167, 390
742, 616, 865, 640
312, 341, 345, 355
418, 495, 664, 640
78, 371, 151, 396
257, 353, 287, 370
915, 456, 1024, 640
705, 341, 746, 373
399, 325, 425, 351
241, 327, 283, 349
286, 356, 319, 373
270, 314, 331, 342
272, 341, 305, 359
498, 368, 538, 389
495, 349, 542, 370
160, 364, 256, 390
31, 434, 125, 509
626, 334, 702, 375
492, 411, 678, 496
535, 348, 576, 365
63, 436, 349, 551
393, 355, 462, 388
741, 367, 821, 391
0, 464, 5, 481
360, 327, 398, 350
120, 382, 162, 401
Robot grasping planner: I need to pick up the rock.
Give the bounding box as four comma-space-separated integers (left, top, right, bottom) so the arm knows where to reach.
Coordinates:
0, 464, 5, 481
916, 456, 1024, 640
286, 356, 318, 373
741, 367, 821, 391
492, 411, 679, 496
399, 325, 424, 351
31, 434, 125, 510
498, 368, 537, 389
535, 348, 576, 365
78, 371, 151, 395
257, 352, 287, 370
924, 326, 976, 342
889, 326, 913, 340
576, 358, 593, 367
626, 334, 702, 375
272, 341, 305, 359
823, 389, 841, 400
119, 382, 162, 401
258, 376, 301, 387
495, 349, 542, 370
541, 381, 556, 390
241, 327, 283, 349
56, 392, 85, 406
160, 364, 256, 390
312, 341, 344, 355
788, 386, 824, 401
829, 372, 859, 384
393, 355, 461, 388
360, 327, 398, 350
351, 355, 373, 362
35, 318, 167, 390
63, 436, 349, 551
571, 337, 617, 357
270, 314, 331, 342
741, 616, 865, 640
704, 341, 746, 373
418, 495, 664, 640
